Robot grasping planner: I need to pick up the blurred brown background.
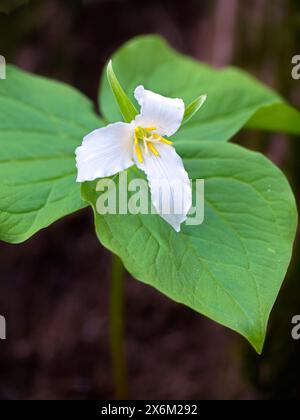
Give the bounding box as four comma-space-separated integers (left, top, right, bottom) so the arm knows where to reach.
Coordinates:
0, 0, 300, 400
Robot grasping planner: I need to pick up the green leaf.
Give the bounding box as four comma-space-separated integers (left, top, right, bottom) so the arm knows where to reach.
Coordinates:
246, 103, 300, 134
0, 65, 102, 243
182, 94, 207, 125
106, 60, 138, 123
99, 35, 300, 141
82, 141, 298, 353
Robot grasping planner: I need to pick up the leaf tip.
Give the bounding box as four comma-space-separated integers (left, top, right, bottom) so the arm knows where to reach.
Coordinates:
106, 60, 114, 81
105, 58, 138, 123
182, 93, 208, 125
107, 59, 113, 70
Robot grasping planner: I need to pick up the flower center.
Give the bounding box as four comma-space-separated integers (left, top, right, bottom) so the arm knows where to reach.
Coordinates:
134, 126, 173, 163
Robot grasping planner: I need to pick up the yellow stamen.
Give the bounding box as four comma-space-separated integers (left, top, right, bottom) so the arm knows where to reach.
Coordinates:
153, 134, 173, 145
145, 126, 157, 131
159, 138, 173, 145
134, 129, 139, 144
135, 144, 143, 163
147, 142, 159, 156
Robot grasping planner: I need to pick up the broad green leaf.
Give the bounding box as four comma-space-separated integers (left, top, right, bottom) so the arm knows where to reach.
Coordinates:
82, 141, 297, 353
246, 103, 300, 134
107, 61, 138, 123
99, 35, 300, 141
0, 65, 102, 243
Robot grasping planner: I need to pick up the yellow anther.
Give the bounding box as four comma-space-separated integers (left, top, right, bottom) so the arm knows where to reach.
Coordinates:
159, 138, 173, 145
135, 144, 143, 163
147, 142, 159, 156
134, 128, 139, 144
134, 126, 167, 161
153, 134, 173, 145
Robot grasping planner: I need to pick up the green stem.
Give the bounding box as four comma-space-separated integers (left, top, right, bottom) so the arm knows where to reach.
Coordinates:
109, 254, 128, 399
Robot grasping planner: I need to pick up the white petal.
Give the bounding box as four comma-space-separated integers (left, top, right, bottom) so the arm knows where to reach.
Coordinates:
134, 85, 185, 137
134, 143, 192, 232
76, 122, 134, 182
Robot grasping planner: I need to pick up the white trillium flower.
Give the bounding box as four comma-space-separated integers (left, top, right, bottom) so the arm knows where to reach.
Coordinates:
76, 85, 192, 232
